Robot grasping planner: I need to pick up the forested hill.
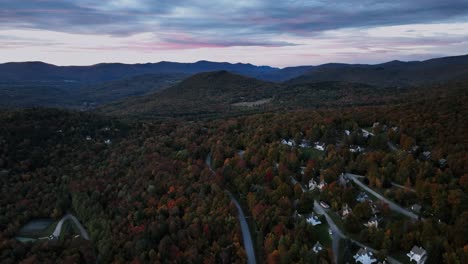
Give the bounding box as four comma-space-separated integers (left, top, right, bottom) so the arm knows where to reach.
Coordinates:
97, 70, 468, 120
97, 71, 282, 119
287, 54, 468, 87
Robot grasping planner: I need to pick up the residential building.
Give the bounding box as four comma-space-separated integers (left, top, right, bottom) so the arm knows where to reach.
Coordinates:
407, 246, 427, 264
354, 248, 377, 264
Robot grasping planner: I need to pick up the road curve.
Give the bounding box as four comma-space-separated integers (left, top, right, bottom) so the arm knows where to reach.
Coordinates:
206, 153, 256, 264
52, 213, 90, 240
314, 201, 401, 264
345, 173, 419, 220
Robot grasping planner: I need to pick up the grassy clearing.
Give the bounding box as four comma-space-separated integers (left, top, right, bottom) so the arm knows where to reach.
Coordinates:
17, 220, 58, 238
300, 148, 324, 160
311, 221, 332, 248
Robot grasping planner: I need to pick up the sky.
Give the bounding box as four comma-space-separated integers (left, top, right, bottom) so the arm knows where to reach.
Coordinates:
1, 0, 468, 67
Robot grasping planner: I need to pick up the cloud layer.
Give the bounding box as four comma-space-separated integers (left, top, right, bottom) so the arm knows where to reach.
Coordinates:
1, 0, 467, 66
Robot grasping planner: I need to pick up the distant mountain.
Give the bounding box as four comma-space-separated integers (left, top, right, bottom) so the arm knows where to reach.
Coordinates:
0, 60, 279, 85
287, 54, 468, 86
98, 71, 281, 119
1, 54, 467, 87
0, 73, 186, 108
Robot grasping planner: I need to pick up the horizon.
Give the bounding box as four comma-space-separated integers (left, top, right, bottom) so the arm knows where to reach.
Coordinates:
1, 1, 468, 67
2, 53, 467, 69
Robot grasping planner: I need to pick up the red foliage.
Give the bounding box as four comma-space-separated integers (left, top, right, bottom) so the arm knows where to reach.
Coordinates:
265, 169, 274, 182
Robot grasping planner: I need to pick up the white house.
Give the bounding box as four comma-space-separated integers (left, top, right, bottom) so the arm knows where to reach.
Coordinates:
354, 248, 377, 264
85, 136, 92, 141
312, 241, 323, 253
341, 204, 352, 218
314, 142, 325, 151
104, 139, 111, 145
364, 217, 379, 228
345, 130, 351, 136
281, 139, 295, 147
407, 246, 427, 264
350, 145, 364, 153
357, 192, 370, 203
318, 180, 327, 190
308, 179, 317, 190
306, 215, 322, 226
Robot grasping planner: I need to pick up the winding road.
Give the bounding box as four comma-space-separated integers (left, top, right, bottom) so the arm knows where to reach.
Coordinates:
52, 213, 90, 240
345, 173, 419, 220
206, 153, 256, 264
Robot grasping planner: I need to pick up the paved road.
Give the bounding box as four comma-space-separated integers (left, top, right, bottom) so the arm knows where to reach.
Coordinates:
345, 173, 419, 220
314, 201, 401, 264
350, 173, 415, 192
52, 213, 90, 240
206, 153, 256, 264
227, 192, 256, 264
314, 201, 343, 264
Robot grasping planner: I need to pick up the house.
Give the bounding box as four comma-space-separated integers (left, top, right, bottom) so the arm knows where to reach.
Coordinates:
407, 246, 427, 264
370, 202, 380, 215
350, 145, 364, 153
338, 173, 350, 186
318, 180, 327, 190
341, 204, 352, 218
104, 139, 111, 145
364, 216, 379, 228
411, 204, 422, 214
299, 140, 311, 148
361, 129, 374, 138
306, 214, 322, 226
422, 151, 431, 159
354, 248, 377, 264
314, 142, 325, 151
308, 179, 317, 190
345, 130, 351, 136
281, 139, 295, 147
86, 136, 92, 141
439, 159, 447, 167
312, 241, 324, 253
357, 192, 370, 203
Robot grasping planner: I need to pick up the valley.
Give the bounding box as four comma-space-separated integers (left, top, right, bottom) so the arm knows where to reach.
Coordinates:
0, 56, 466, 263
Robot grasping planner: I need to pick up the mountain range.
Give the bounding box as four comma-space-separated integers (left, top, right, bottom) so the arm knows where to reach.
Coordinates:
0, 54, 467, 115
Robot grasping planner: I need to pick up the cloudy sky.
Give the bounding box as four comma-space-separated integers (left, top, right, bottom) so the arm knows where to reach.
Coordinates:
1, 0, 468, 67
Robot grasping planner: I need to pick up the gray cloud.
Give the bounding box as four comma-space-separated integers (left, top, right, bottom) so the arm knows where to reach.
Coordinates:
1, 0, 468, 47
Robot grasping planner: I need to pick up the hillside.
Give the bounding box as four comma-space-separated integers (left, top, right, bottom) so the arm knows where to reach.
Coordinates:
0, 73, 186, 109
98, 71, 281, 119
97, 71, 417, 119
287, 54, 468, 87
